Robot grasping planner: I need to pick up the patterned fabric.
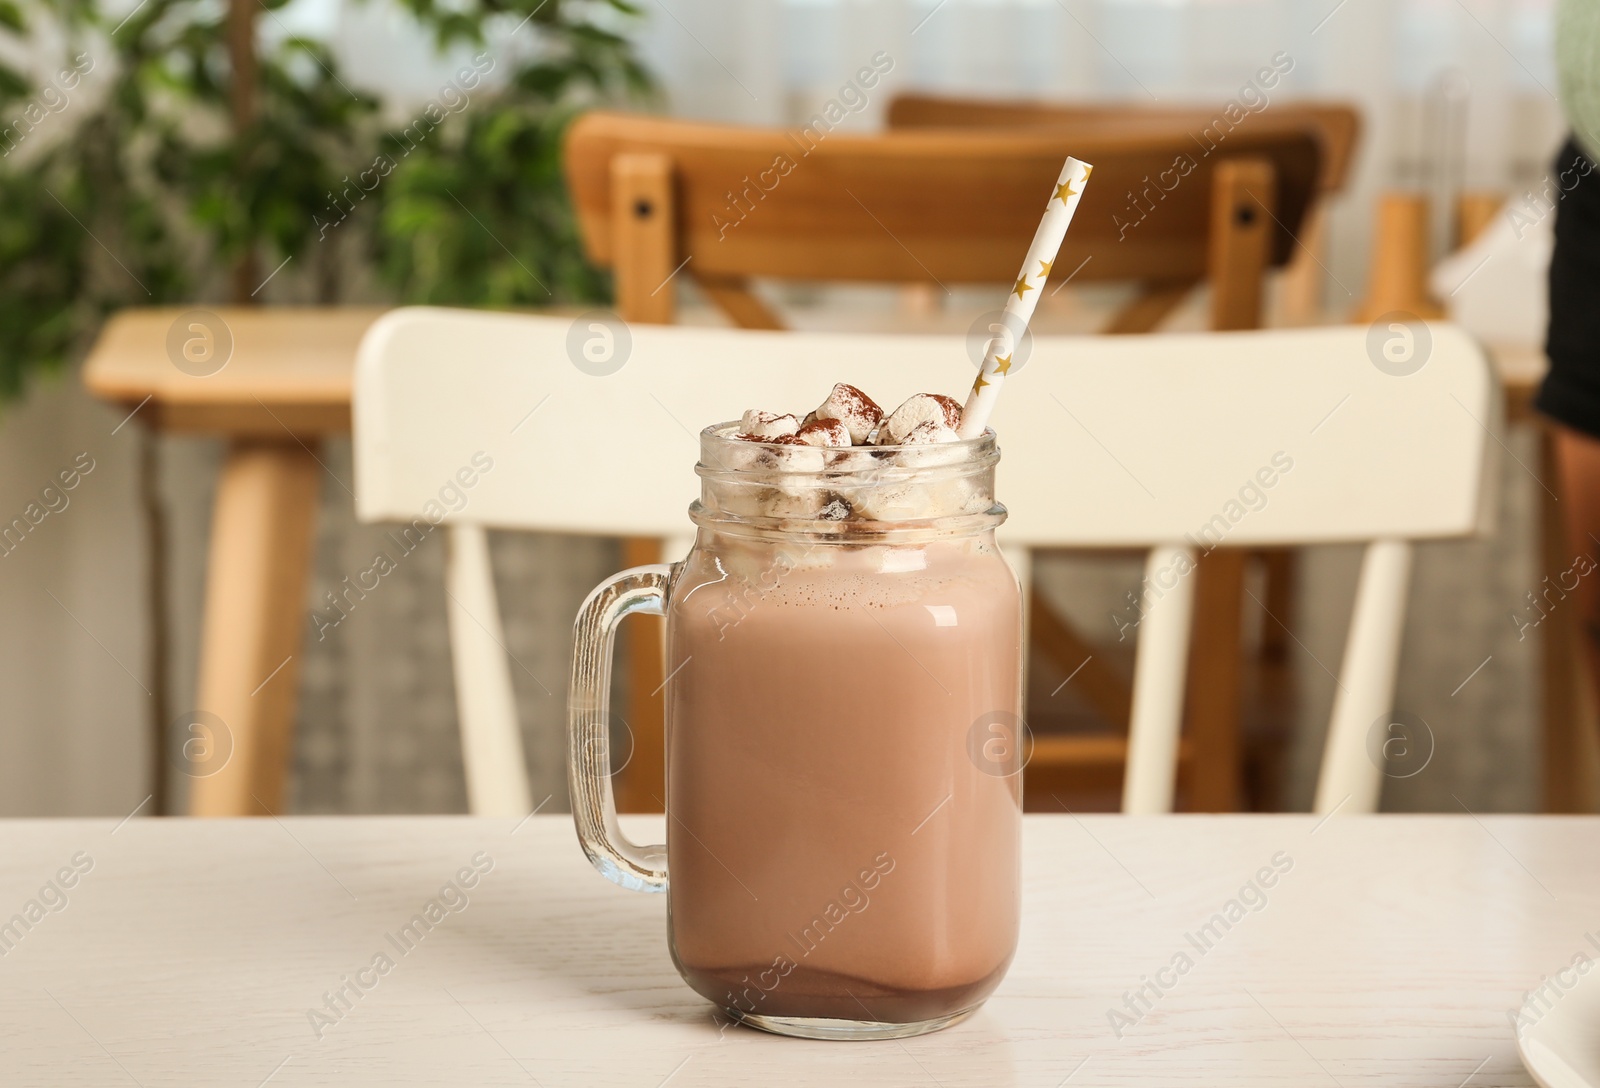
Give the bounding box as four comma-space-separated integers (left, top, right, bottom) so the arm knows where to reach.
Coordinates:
1560, 0, 1600, 161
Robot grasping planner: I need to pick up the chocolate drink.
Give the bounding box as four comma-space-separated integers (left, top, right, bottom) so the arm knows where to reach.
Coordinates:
664, 536, 1022, 1026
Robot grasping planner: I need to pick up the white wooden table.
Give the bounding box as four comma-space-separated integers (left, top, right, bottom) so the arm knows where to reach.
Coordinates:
0, 814, 1590, 1086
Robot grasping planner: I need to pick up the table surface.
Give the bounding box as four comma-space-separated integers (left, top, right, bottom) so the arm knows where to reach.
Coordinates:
0, 814, 1589, 1087
80, 307, 389, 436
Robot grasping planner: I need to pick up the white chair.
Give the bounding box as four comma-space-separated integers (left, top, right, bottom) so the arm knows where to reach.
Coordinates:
353, 308, 1498, 816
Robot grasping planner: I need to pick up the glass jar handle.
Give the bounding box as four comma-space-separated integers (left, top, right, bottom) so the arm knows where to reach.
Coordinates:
567, 564, 672, 893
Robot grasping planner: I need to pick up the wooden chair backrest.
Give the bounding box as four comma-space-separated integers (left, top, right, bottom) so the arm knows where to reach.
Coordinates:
563, 110, 1322, 331
885, 92, 1361, 195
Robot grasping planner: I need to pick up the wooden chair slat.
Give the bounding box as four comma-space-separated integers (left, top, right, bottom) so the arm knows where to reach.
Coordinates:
564, 111, 1322, 287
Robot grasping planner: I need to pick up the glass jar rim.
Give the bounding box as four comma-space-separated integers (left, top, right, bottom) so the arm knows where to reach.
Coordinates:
690, 421, 1005, 541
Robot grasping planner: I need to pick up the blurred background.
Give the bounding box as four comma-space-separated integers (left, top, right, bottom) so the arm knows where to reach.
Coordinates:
0, 0, 1583, 818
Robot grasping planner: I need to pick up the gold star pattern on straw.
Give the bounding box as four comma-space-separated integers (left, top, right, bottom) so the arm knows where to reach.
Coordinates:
959, 154, 1090, 441
1083, 165, 1094, 180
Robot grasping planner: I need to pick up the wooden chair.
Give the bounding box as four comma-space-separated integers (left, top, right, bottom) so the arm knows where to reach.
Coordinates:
562, 110, 1324, 812
879, 94, 1364, 807
351, 312, 1497, 815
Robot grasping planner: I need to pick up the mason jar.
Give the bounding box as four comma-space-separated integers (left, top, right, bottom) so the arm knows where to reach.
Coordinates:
569, 423, 1023, 1040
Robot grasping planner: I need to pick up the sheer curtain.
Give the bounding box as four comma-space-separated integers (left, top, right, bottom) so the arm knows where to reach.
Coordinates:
622, 0, 1562, 291
308, 0, 1561, 290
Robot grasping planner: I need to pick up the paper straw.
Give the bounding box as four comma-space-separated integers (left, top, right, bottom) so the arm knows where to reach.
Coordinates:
957, 156, 1093, 439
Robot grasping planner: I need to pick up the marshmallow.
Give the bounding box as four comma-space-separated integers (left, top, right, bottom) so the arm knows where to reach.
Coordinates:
814, 383, 883, 444
881, 394, 962, 445
899, 419, 960, 445
740, 410, 800, 439
795, 417, 851, 447
720, 432, 812, 473
846, 476, 984, 520
725, 432, 825, 475
757, 486, 825, 520
716, 443, 825, 518
718, 432, 774, 474
767, 434, 827, 473
844, 480, 925, 521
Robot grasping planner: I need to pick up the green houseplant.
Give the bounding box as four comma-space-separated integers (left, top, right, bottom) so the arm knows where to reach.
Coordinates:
0, 0, 652, 399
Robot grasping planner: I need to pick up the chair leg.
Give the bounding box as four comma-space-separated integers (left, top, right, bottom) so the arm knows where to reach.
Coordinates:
1313, 539, 1412, 814
615, 537, 666, 813
1123, 544, 1198, 815
1353, 193, 1446, 322
1259, 548, 1295, 661
1208, 156, 1275, 332
1242, 548, 1297, 811
1183, 549, 1246, 812
1231, 547, 1298, 811
611, 153, 675, 324
444, 524, 532, 817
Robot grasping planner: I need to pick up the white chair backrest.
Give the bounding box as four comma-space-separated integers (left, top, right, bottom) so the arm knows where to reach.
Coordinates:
354, 308, 1498, 816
